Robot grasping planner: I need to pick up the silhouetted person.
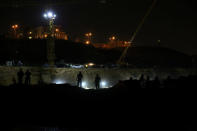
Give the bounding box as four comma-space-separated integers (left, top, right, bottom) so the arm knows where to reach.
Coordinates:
139, 74, 145, 88
95, 74, 101, 89
25, 70, 31, 85
140, 74, 145, 81
129, 77, 133, 81
77, 72, 83, 87
165, 76, 172, 88
166, 76, 172, 81
17, 69, 24, 84
145, 76, 151, 88
38, 72, 44, 85
153, 76, 160, 88
12, 77, 16, 85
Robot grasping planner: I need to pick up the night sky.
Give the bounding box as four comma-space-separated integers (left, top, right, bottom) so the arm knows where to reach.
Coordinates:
0, 0, 197, 55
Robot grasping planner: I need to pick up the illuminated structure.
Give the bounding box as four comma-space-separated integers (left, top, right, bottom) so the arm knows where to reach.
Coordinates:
43, 11, 56, 67
8, 24, 68, 40
32, 26, 68, 40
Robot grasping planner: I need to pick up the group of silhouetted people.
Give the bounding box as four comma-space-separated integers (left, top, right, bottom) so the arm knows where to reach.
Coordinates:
125, 74, 197, 89
15, 69, 32, 85
77, 72, 101, 89
127, 74, 162, 89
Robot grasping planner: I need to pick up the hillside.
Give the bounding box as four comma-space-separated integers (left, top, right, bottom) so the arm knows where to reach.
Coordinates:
125, 46, 192, 67
0, 39, 192, 67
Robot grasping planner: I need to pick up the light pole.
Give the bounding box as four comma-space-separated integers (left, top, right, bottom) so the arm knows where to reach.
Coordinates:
43, 11, 56, 67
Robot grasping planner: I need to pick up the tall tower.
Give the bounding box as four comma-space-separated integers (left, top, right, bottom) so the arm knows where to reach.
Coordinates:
44, 11, 56, 67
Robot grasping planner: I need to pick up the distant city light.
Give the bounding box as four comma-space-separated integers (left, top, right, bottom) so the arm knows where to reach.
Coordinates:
55, 28, 59, 32
44, 34, 48, 38
89, 32, 92, 36
109, 36, 116, 41
12, 24, 18, 29
85, 41, 90, 45
85, 32, 92, 37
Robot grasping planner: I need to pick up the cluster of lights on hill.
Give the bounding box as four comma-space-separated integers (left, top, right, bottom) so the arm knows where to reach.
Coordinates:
9, 10, 130, 48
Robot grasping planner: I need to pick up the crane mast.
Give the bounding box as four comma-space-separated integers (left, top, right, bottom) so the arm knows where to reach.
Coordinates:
117, 0, 157, 65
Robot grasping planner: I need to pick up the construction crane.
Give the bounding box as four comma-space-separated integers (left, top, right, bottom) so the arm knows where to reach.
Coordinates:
117, 0, 157, 65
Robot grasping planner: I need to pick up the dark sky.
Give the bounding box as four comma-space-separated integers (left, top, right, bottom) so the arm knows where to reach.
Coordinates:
0, 0, 197, 55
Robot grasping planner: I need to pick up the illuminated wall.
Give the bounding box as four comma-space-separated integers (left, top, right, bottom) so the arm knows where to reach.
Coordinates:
0, 66, 195, 88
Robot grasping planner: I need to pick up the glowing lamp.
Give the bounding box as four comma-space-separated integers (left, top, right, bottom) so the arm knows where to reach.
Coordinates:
43, 11, 56, 20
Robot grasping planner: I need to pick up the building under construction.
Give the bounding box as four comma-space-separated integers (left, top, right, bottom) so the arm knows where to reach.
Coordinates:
7, 25, 68, 40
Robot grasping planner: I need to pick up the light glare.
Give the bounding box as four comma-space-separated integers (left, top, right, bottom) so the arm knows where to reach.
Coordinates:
54, 80, 66, 85
101, 81, 107, 87
44, 14, 47, 18
82, 82, 87, 87
43, 11, 56, 19
48, 12, 53, 17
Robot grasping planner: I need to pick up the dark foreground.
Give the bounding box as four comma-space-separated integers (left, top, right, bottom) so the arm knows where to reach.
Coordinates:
0, 76, 197, 131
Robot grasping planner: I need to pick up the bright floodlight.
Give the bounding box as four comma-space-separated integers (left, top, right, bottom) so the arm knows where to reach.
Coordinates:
48, 12, 53, 17
44, 13, 47, 17
82, 81, 87, 87
44, 11, 56, 19
101, 81, 107, 87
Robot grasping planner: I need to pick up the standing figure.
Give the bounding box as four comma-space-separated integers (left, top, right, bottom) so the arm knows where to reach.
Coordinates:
25, 70, 32, 85
139, 74, 145, 88
77, 72, 83, 87
17, 69, 24, 84
153, 76, 160, 88
95, 74, 101, 89
12, 77, 16, 85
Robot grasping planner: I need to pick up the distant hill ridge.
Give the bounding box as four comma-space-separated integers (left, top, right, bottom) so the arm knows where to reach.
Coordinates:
0, 39, 192, 67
